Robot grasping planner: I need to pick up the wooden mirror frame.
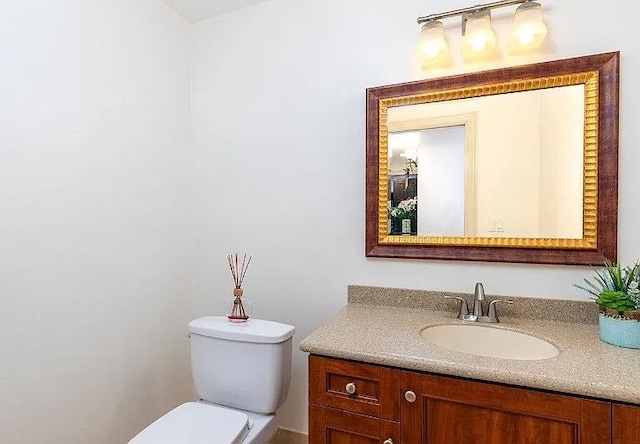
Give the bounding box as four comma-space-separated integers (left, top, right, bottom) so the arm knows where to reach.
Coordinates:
365, 52, 619, 265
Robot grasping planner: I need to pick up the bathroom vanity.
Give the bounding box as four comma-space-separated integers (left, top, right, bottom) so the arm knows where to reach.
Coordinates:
300, 287, 640, 444
309, 355, 637, 443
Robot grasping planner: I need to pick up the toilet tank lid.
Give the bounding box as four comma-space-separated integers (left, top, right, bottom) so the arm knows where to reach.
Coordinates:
189, 316, 295, 343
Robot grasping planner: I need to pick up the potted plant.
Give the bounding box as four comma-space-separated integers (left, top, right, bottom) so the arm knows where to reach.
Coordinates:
390, 197, 418, 235
575, 261, 640, 348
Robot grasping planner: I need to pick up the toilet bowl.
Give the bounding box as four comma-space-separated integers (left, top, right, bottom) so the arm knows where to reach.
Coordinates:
128, 317, 295, 444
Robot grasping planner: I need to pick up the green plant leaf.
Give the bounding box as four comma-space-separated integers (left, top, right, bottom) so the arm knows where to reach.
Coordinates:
594, 268, 614, 291
582, 278, 605, 294
623, 263, 639, 291
614, 263, 624, 290
574, 282, 601, 297
575, 261, 640, 311
596, 290, 635, 311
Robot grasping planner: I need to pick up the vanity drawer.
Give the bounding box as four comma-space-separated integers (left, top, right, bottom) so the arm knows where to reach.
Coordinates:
309, 404, 400, 444
309, 355, 400, 421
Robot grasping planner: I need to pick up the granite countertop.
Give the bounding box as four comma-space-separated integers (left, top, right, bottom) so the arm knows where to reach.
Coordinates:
299, 286, 640, 405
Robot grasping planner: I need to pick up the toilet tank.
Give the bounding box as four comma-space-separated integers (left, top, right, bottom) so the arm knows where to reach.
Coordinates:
188, 316, 295, 414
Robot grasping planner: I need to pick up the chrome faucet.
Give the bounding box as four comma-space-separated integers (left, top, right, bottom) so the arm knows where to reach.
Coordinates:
472, 282, 486, 319
445, 282, 514, 323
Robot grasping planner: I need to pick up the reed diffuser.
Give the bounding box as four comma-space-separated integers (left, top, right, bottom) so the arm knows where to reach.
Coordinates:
227, 253, 252, 323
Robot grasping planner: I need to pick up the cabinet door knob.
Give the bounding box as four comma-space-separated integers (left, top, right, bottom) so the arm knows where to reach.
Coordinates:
383, 439, 393, 444
405, 390, 417, 403
345, 382, 357, 395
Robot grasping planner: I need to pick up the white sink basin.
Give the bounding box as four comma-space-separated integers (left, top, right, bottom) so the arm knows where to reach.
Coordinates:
421, 324, 559, 360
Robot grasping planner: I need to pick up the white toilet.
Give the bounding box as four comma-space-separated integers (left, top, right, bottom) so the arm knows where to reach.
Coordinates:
129, 316, 295, 444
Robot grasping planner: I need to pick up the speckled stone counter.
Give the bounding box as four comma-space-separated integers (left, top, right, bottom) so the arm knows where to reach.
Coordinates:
299, 286, 640, 405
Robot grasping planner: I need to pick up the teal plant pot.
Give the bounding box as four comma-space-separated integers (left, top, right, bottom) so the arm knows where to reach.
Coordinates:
599, 313, 640, 349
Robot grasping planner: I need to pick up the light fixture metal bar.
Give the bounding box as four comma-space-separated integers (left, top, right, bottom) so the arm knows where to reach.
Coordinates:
417, 0, 533, 24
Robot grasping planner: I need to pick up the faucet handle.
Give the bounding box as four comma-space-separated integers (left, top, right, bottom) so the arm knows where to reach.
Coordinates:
486, 299, 514, 322
444, 296, 470, 320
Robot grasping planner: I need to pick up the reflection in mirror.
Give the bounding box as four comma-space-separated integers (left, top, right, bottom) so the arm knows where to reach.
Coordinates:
387, 86, 585, 239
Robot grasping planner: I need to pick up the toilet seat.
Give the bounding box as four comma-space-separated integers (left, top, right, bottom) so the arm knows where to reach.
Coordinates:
128, 402, 250, 444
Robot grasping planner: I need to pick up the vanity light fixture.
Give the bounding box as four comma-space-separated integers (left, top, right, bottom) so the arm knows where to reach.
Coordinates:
400, 148, 418, 161
417, 0, 547, 65
508, 1, 547, 53
389, 132, 419, 158
462, 10, 496, 61
419, 20, 450, 67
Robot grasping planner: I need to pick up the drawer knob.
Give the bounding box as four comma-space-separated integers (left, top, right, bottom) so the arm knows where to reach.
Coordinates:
383, 439, 393, 444
345, 382, 357, 395
405, 390, 417, 403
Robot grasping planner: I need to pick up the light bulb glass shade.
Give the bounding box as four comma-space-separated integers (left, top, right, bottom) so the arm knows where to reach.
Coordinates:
462, 11, 496, 61
509, 1, 547, 53
389, 132, 419, 153
400, 148, 418, 161
419, 20, 449, 67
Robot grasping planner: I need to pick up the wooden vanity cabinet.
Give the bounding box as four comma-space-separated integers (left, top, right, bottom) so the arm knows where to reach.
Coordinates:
401, 370, 610, 444
613, 404, 640, 443
309, 356, 638, 444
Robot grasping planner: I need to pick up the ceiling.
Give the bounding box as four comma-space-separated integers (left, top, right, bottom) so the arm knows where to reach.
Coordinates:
162, 0, 271, 22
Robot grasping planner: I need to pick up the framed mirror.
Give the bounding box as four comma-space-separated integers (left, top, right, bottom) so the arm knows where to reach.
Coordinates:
365, 52, 619, 265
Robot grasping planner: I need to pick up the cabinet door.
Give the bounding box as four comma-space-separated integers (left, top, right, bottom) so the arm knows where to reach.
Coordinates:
613, 403, 640, 443
309, 405, 400, 444
401, 371, 611, 444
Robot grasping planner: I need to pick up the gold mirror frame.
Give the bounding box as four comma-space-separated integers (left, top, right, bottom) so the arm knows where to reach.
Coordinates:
365, 52, 619, 265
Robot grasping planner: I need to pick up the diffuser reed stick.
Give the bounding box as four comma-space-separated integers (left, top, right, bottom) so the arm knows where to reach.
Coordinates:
227, 253, 252, 322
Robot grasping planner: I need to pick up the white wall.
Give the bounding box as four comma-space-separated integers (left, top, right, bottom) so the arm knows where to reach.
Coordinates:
476, 93, 541, 237
191, 0, 640, 434
0, 1, 193, 443
12, 0, 634, 441
538, 86, 585, 238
